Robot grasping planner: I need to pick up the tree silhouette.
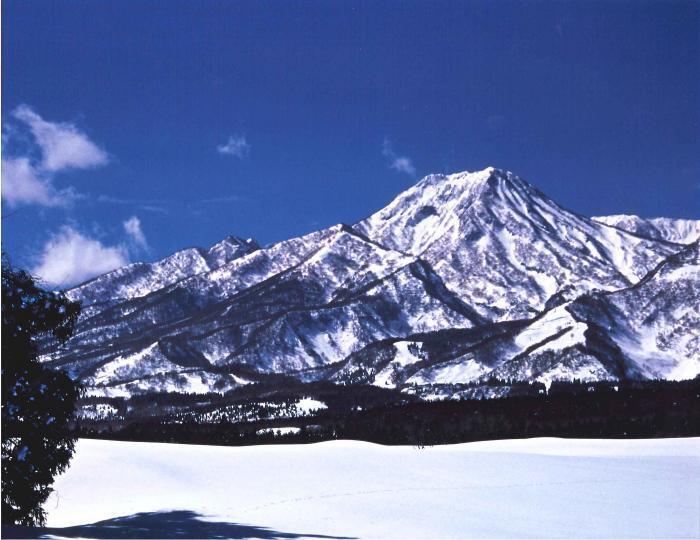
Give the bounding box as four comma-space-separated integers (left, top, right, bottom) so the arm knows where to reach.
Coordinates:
2, 257, 81, 526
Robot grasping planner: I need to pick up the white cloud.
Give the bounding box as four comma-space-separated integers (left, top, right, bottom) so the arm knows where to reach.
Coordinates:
382, 139, 416, 176
217, 135, 250, 158
31, 226, 129, 288
1, 157, 74, 207
13, 105, 109, 172
390, 156, 416, 175
2, 105, 109, 208
123, 216, 148, 251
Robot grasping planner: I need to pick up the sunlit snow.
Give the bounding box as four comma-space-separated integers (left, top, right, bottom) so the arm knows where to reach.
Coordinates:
42, 437, 700, 539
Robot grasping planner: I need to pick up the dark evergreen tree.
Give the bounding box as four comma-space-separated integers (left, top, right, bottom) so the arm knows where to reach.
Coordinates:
1, 257, 81, 526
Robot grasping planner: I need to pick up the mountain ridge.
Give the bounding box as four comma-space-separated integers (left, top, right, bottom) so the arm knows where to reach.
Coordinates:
41, 167, 700, 400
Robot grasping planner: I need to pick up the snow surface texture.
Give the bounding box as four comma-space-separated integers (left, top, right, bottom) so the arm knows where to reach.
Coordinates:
41, 438, 700, 539
40, 167, 700, 398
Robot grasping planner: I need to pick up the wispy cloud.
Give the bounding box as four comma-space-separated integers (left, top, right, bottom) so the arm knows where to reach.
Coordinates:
198, 195, 245, 204
2, 105, 109, 208
1, 157, 78, 207
390, 157, 416, 175
31, 225, 129, 288
123, 216, 149, 251
382, 139, 416, 176
217, 135, 250, 158
96, 193, 247, 213
13, 105, 109, 172
139, 204, 170, 213
97, 195, 169, 214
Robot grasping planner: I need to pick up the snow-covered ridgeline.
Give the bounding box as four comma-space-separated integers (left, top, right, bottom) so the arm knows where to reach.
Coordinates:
68, 236, 259, 313
593, 214, 700, 245
42, 167, 700, 398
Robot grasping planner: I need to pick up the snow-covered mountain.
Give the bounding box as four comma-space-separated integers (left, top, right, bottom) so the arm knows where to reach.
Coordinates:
69, 236, 259, 317
336, 240, 699, 398
41, 167, 699, 399
356, 168, 678, 320
592, 214, 700, 245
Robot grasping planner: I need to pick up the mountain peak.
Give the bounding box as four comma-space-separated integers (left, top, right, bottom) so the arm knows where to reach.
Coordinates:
219, 235, 258, 246
354, 166, 530, 255
205, 235, 259, 268
449, 165, 501, 178
417, 166, 500, 187
414, 167, 534, 205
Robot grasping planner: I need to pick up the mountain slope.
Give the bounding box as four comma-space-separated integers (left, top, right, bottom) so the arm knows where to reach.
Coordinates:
356, 168, 678, 320
41, 167, 697, 398
593, 215, 700, 245
44, 225, 482, 395
343, 240, 699, 395
69, 236, 260, 317
486, 239, 700, 384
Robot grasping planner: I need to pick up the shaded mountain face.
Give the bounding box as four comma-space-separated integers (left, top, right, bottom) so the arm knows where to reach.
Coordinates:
41, 168, 699, 399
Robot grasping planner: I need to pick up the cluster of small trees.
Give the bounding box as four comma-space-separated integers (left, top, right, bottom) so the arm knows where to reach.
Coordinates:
76, 377, 700, 448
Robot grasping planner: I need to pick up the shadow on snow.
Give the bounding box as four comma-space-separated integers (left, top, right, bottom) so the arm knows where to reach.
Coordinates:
1, 510, 357, 539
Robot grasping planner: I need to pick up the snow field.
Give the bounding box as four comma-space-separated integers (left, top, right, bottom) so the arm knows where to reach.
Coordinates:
44, 437, 700, 539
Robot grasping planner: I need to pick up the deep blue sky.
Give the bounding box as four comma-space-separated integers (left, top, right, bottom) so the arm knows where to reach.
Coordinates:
2, 1, 699, 284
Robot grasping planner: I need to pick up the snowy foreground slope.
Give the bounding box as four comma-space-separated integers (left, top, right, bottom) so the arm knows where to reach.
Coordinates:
36, 438, 700, 539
